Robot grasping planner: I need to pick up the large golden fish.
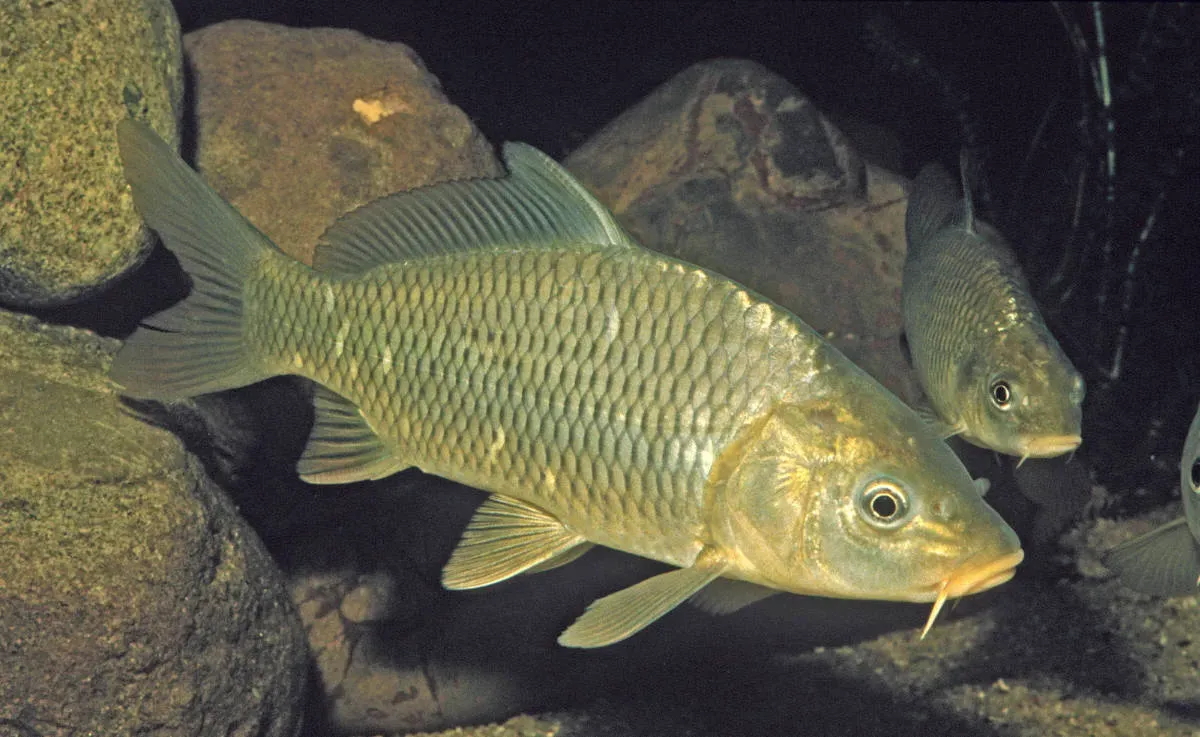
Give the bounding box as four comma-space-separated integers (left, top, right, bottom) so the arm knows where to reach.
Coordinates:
112, 119, 1022, 648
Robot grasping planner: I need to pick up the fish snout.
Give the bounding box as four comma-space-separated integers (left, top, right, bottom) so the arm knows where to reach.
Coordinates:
945, 548, 1025, 598
1019, 434, 1082, 459
919, 547, 1024, 638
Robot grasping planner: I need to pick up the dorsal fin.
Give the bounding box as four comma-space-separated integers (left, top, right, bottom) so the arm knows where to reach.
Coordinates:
905, 163, 965, 254
313, 142, 635, 274
958, 148, 976, 235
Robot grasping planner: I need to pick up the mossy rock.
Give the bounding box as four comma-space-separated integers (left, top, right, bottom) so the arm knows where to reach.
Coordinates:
0, 0, 183, 307
0, 311, 307, 736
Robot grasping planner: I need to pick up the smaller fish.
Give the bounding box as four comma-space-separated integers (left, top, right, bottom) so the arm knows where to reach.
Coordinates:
902, 153, 1085, 463
1105, 403, 1200, 595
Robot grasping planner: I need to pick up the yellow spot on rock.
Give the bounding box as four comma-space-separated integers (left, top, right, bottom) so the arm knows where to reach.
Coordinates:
352, 89, 413, 125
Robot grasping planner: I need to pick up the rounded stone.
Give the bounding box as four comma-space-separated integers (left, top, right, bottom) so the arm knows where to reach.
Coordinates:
0, 0, 183, 307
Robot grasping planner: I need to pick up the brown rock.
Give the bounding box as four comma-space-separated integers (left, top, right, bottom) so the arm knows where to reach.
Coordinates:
184, 20, 501, 266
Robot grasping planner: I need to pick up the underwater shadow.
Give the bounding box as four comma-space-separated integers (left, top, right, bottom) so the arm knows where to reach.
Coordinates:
936, 570, 1146, 700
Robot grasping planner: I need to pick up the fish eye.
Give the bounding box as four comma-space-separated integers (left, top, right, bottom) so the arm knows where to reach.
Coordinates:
990, 379, 1013, 410
1190, 459, 1200, 492
858, 479, 910, 528
1070, 375, 1086, 404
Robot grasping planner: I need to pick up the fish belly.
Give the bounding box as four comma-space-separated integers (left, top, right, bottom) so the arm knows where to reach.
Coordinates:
246, 245, 812, 566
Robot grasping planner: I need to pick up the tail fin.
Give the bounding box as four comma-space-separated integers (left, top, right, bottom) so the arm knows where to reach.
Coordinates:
110, 119, 275, 399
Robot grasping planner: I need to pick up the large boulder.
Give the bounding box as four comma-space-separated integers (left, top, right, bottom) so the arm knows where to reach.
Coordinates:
0, 0, 183, 307
0, 311, 307, 736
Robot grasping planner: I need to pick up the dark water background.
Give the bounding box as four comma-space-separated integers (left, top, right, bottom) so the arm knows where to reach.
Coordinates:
170, 0, 1200, 514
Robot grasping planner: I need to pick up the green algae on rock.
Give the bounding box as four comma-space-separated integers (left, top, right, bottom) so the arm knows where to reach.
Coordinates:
0, 0, 183, 307
0, 311, 306, 736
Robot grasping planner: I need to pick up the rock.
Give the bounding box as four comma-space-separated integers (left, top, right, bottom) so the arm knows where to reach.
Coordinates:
565, 58, 921, 404
0, 0, 183, 307
183, 20, 501, 266
0, 311, 307, 736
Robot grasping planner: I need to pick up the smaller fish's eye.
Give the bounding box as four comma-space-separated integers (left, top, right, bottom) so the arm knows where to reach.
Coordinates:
1190, 459, 1200, 492
990, 380, 1012, 409
1070, 375, 1086, 403
858, 480, 910, 528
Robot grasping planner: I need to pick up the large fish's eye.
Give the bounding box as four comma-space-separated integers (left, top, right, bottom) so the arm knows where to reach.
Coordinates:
1190, 458, 1200, 492
990, 379, 1013, 410
858, 479, 910, 529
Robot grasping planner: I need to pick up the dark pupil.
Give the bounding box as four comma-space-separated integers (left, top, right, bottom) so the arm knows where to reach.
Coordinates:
1191, 459, 1200, 490
992, 382, 1011, 405
871, 493, 898, 519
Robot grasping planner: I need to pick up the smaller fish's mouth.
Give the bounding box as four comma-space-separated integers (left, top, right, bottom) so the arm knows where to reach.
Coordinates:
1019, 434, 1081, 459
920, 548, 1025, 638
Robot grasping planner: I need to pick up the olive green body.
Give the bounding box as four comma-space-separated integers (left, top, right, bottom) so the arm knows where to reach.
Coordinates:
251, 245, 858, 567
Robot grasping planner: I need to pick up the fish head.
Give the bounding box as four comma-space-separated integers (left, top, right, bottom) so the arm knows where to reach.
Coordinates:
708, 396, 1023, 621
1182, 404, 1200, 540
958, 324, 1085, 460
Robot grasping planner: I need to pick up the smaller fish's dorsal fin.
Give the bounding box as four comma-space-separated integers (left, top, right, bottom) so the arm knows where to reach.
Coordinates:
298, 385, 409, 484
1105, 517, 1200, 596
905, 163, 965, 254
313, 142, 636, 274
557, 547, 730, 648
442, 494, 586, 589
688, 577, 779, 615
958, 148, 976, 235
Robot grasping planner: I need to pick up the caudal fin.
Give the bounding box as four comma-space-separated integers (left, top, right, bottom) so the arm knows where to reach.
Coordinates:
110, 119, 275, 399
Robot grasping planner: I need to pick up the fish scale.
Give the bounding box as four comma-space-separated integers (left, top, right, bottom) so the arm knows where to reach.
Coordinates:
249, 245, 810, 564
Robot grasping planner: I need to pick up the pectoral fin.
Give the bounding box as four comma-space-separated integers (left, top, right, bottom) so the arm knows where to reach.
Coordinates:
557, 547, 729, 648
442, 494, 585, 590
688, 577, 779, 615
1105, 517, 1200, 596
915, 404, 962, 439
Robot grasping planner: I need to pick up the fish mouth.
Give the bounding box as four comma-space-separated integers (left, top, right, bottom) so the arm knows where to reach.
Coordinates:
1017, 434, 1082, 464
920, 548, 1025, 638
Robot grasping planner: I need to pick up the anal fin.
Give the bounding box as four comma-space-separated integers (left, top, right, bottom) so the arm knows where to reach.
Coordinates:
1105, 516, 1200, 597
557, 547, 729, 648
443, 494, 586, 589
298, 385, 408, 484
